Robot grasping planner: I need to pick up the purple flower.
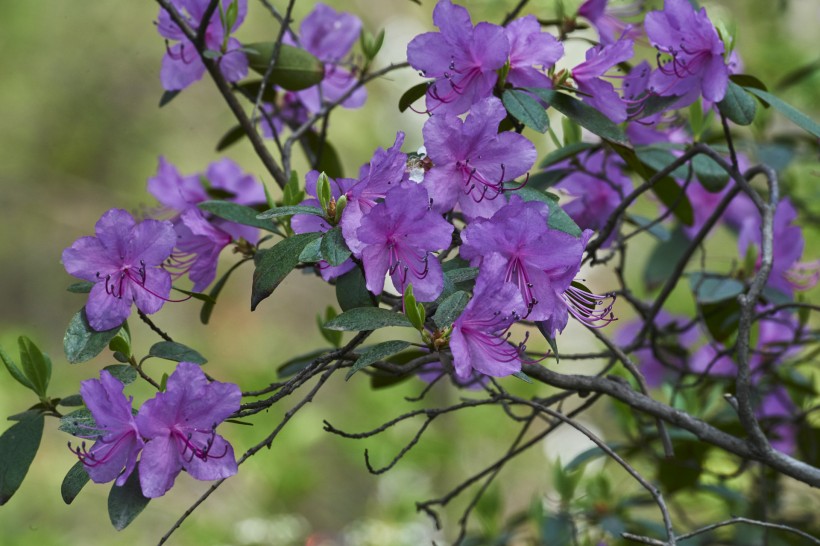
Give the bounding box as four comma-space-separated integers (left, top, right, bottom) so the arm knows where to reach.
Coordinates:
572, 38, 635, 123
451, 253, 528, 380
71, 371, 143, 486
355, 184, 453, 301
135, 362, 240, 498
62, 209, 176, 331
157, 0, 249, 91
291, 171, 358, 281
292, 3, 367, 112
407, 0, 509, 115
578, 0, 643, 46
504, 16, 563, 89
757, 387, 798, 455
422, 97, 536, 219
460, 197, 588, 323
552, 149, 633, 245
645, 0, 729, 107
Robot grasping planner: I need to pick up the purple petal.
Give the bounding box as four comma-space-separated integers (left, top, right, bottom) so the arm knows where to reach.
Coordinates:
95, 209, 136, 259
126, 219, 177, 266
183, 434, 238, 480
62, 236, 120, 282
85, 282, 133, 331
300, 3, 361, 61
218, 38, 249, 83
160, 41, 206, 91
138, 435, 182, 498
130, 267, 171, 315
148, 156, 207, 211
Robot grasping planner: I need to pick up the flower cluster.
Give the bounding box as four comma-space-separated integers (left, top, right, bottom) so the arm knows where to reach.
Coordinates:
70, 362, 240, 497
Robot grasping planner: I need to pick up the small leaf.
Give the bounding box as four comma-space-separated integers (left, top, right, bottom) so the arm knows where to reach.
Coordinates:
516, 187, 582, 237
251, 232, 323, 310
303, 131, 345, 178
536, 322, 559, 361
525, 88, 629, 145
512, 371, 533, 383
502, 89, 549, 133
541, 512, 574, 546
717, 81, 756, 126
215, 124, 246, 152
688, 273, 745, 304
61, 461, 90, 505
158, 90, 180, 108
108, 466, 150, 531
538, 142, 596, 168
277, 348, 328, 378
103, 364, 138, 385
317, 307, 343, 348
234, 79, 278, 103
433, 291, 469, 328
320, 226, 352, 266
0, 415, 44, 505
67, 281, 94, 294
643, 227, 689, 291
198, 200, 278, 232
701, 299, 742, 343
444, 267, 479, 284
64, 309, 121, 364
346, 340, 412, 379
745, 86, 820, 138
58, 409, 96, 437
626, 214, 671, 242
148, 341, 207, 365
336, 267, 376, 311
324, 307, 412, 331
58, 394, 85, 407
299, 237, 324, 263
0, 346, 35, 392
245, 42, 325, 91
256, 205, 325, 220
398, 82, 429, 113
632, 93, 681, 120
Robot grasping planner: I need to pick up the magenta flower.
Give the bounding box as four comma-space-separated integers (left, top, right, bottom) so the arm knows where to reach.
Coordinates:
407, 0, 509, 115
62, 209, 177, 331
645, 0, 729, 107
422, 97, 536, 219
572, 38, 635, 123
135, 362, 240, 498
355, 184, 453, 301
504, 16, 564, 89
71, 371, 143, 486
451, 253, 528, 380
157, 0, 249, 91
578, 0, 643, 46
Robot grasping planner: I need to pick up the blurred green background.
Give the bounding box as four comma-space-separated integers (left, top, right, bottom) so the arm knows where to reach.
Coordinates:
0, 1, 818, 545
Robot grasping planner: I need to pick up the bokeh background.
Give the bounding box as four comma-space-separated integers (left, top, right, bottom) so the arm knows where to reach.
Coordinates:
0, 1, 818, 544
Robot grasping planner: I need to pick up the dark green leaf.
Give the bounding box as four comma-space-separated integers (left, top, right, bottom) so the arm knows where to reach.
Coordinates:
643, 227, 689, 291
108, 466, 150, 531
0, 415, 44, 505
346, 340, 412, 379
0, 346, 35, 392
251, 232, 322, 310
398, 82, 428, 113
444, 267, 479, 284
324, 307, 412, 331
432, 291, 469, 328
201, 259, 249, 325
541, 512, 574, 546
198, 200, 278, 233
525, 88, 628, 144
299, 237, 323, 263
636, 145, 729, 192
58, 394, 84, 407
527, 169, 574, 190
61, 461, 90, 504
303, 131, 344, 178
277, 348, 328, 378
626, 214, 671, 242
516, 186, 582, 236
234, 79, 278, 103
700, 299, 741, 343
632, 93, 681, 119
335, 267, 376, 311
158, 90, 180, 108
171, 288, 216, 304
148, 341, 207, 365
320, 226, 352, 266
775, 60, 820, 91
745, 87, 820, 138
317, 306, 343, 348
536, 322, 559, 361
730, 74, 768, 92
688, 272, 745, 304
103, 364, 138, 385
215, 124, 246, 152
512, 371, 532, 383
502, 89, 549, 133
58, 409, 95, 437
245, 43, 324, 91
67, 281, 94, 294
538, 142, 596, 168
717, 81, 756, 126
64, 309, 121, 364
691, 154, 729, 192
657, 440, 706, 493
633, 148, 695, 225
256, 205, 324, 220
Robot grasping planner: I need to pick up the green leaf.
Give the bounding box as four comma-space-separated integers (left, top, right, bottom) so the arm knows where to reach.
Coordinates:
158, 89, 180, 108
198, 200, 278, 233
634, 93, 682, 120
61, 461, 90, 505
245, 42, 324, 91
700, 299, 742, 343
444, 267, 479, 284
626, 214, 671, 242
148, 341, 207, 365
0, 346, 35, 392
745, 87, 820, 138
536, 322, 559, 361
58, 394, 84, 407
541, 512, 574, 546
516, 186, 582, 237
234, 79, 278, 103
398, 82, 428, 113
256, 205, 324, 220
688, 272, 745, 304
251, 232, 322, 310
403, 285, 426, 331
525, 88, 628, 144
657, 440, 706, 493
317, 306, 343, 348
320, 226, 352, 266
717, 81, 756, 126
335, 267, 376, 311
283, 170, 305, 207
0, 415, 44, 505
108, 466, 150, 531
538, 142, 596, 168
346, 340, 412, 379
64, 309, 121, 364
298, 237, 323, 263
103, 364, 138, 385
691, 154, 729, 192
502, 89, 549, 133
632, 148, 695, 225
215, 124, 246, 152
730, 73, 768, 92
67, 281, 94, 294
324, 307, 412, 331
303, 131, 345, 179
512, 371, 533, 383
201, 259, 248, 325
432, 291, 469, 328
643, 227, 689, 291
277, 348, 328, 378
58, 409, 96, 437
